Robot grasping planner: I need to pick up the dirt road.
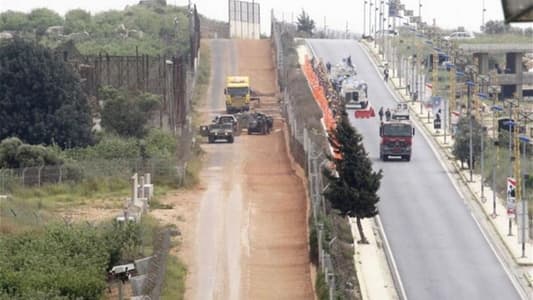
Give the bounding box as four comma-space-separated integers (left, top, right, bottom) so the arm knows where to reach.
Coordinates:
184, 39, 313, 299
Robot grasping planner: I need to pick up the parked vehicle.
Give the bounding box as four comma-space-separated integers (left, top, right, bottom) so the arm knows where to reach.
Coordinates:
200, 123, 234, 143
443, 31, 475, 41
379, 108, 415, 161
213, 114, 240, 135
247, 112, 273, 135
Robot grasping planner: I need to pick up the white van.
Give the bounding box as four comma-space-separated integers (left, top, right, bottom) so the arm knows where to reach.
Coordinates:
443, 32, 475, 41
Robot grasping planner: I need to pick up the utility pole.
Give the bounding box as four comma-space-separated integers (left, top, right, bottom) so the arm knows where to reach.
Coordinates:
374, 0, 378, 40
363, 1, 367, 36
490, 72, 500, 218
369, 1, 373, 37
507, 100, 515, 236
466, 68, 474, 182
482, 0, 487, 32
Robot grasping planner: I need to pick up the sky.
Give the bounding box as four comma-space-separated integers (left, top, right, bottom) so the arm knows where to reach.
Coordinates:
0, 0, 531, 35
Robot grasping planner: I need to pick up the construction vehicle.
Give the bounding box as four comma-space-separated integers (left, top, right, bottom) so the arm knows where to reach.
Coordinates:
379, 107, 415, 161
247, 112, 273, 135
224, 76, 252, 113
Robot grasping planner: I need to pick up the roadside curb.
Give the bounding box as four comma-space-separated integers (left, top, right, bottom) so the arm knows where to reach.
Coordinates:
359, 39, 533, 291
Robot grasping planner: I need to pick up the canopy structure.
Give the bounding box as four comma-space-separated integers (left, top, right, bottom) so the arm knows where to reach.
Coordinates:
501, 0, 533, 23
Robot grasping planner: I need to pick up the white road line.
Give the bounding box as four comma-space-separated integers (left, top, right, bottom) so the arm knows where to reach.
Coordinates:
357, 40, 527, 300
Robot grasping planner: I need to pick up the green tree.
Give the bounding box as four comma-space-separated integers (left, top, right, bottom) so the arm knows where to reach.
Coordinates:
453, 116, 485, 169
0, 11, 29, 31
100, 87, 160, 138
27, 8, 63, 37
64, 9, 92, 34
323, 110, 383, 244
0, 39, 93, 148
296, 10, 315, 36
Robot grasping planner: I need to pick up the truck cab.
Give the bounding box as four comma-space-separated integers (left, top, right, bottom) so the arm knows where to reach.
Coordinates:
379, 119, 415, 161
224, 76, 250, 113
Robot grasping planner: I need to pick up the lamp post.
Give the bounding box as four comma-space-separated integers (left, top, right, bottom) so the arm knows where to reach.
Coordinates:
490, 104, 503, 218
481, 0, 487, 32
518, 135, 530, 257
364, 1, 367, 37
369, 2, 373, 38
466, 69, 475, 182
374, 0, 378, 40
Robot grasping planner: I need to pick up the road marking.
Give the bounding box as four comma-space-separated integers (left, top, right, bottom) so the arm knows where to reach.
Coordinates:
358, 41, 527, 300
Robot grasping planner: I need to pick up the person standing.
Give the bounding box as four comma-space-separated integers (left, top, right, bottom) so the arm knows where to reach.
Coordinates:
378, 107, 384, 121
385, 108, 391, 121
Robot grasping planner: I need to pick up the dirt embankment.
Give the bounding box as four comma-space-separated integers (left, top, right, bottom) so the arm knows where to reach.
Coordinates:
236, 40, 314, 299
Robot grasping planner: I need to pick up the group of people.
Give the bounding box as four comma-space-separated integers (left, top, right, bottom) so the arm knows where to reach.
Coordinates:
378, 106, 392, 122
312, 60, 343, 119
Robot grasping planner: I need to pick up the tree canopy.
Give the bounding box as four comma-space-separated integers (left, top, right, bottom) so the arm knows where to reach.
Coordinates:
0, 39, 93, 148
323, 110, 382, 243
452, 115, 485, 168
296, 10, 315, 36
100, 87, 161, 138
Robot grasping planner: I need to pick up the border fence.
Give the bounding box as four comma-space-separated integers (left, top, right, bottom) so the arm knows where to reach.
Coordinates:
272, 15, 359, 300
1, 6, 202, 299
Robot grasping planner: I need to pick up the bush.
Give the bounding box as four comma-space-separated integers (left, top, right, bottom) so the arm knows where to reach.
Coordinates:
0, 221, 143, 299
0, 138, 63, 168
100, 87, 161, 138
145, 128, 176, 159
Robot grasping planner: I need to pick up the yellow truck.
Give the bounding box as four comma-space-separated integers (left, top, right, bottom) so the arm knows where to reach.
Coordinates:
224, 76, 251, 113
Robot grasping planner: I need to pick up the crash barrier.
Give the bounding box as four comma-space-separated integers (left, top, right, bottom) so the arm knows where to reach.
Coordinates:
302, 56, 336, 132
302, 56, 343, 161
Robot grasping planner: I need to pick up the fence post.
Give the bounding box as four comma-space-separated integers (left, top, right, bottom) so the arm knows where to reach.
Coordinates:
22, 167, 27, 187
38, 165, 43, 187
58, 165, 63, 184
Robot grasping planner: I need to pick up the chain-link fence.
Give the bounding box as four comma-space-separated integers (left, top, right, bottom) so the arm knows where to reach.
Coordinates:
0, 158, 185, 195
272, 16, 360, 300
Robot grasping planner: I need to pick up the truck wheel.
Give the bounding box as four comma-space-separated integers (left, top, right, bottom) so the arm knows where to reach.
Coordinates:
208, 137, 214, 144
381, 154, 387, 161
228, 136, 234, 143
248, 128, 252, 135
405, 155, 411, 162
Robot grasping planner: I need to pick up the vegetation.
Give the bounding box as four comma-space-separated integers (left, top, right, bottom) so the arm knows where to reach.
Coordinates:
296, 10, 315, 37
0, 221, 142, 299
161, 254, 187, 300
100, 87, 161, 138
0, 4, 191, 56
0, 39, 93, 148
452, 116, 485, 169
323, 109, 383, 244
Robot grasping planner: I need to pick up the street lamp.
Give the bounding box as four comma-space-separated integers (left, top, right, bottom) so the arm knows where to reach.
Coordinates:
364, 1, 368, 37
490, 104, 504, 217
465, 73, 476, 182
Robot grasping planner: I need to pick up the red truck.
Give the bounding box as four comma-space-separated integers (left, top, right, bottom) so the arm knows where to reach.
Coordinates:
379, 118, 415, 161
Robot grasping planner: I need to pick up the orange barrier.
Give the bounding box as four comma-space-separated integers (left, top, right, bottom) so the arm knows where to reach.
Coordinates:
302, 56, 342, 160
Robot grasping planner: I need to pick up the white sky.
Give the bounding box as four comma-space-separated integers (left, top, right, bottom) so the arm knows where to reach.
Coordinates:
0, 0, 531, 34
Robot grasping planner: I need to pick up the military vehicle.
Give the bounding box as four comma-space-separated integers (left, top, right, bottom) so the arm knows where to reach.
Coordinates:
247, 112, 273, 135
200, 123, 234, 143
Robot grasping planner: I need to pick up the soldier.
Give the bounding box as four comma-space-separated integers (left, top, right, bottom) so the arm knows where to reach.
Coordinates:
385, 108, 391, 121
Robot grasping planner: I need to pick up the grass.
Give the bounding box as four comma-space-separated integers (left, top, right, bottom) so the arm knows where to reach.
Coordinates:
160, 253, 187, 300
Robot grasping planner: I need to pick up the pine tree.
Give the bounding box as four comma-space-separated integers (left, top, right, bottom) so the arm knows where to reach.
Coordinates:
296, 10, 315, 36
323, 109, 383, 244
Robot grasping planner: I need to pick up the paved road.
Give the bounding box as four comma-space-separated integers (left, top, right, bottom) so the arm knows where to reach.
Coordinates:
307, 39, 521, 300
